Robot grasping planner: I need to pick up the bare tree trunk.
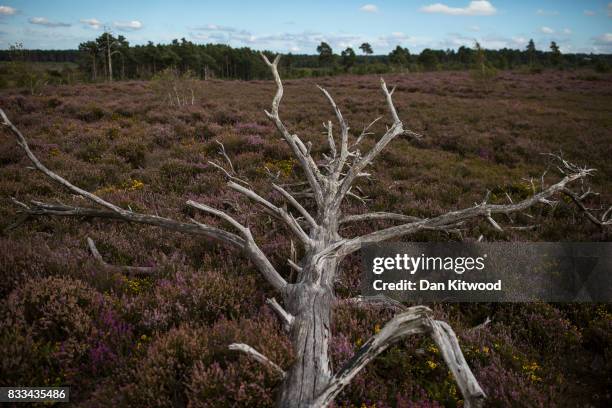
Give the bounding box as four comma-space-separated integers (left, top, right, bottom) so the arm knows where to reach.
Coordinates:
279, 281, 334, 407
107, 33, 113, 82
278, 215, 340, 406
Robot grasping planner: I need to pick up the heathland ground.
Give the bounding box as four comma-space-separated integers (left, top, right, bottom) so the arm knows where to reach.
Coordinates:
0, 70, 611, 406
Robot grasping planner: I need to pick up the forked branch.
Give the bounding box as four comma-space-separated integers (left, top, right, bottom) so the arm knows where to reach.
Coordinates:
336, 79, 405, 204
338, 164, 595, 257
227, 181, 312, 245
561, 188, 612, 227
312, 306, 485, 408
260, 53, 324, 207
317, 85, 349, 179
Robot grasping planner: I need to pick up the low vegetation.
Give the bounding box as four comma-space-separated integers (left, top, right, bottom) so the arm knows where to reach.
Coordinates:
1, 69, 611, 406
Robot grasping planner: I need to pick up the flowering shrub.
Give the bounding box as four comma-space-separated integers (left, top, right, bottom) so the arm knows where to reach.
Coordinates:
88, 314, 292, 408
0, 70, 610, 406
123, 266, 260, 331
0, 276, 133, 390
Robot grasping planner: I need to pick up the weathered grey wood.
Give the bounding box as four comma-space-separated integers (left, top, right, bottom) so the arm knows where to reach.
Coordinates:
266, 297, 294, 332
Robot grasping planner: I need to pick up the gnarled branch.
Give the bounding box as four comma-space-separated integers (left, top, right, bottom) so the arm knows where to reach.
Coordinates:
1, 109, 124, 214
312, 306, 485, 408
338, 165, 594, 257
272, 183, 317, 228
340, 212, 422, 224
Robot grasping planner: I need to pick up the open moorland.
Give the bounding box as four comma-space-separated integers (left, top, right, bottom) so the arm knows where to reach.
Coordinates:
1, 70, 611, 407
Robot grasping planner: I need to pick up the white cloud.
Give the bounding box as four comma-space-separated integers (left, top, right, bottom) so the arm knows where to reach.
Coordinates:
512, 36, 527, 46
420, 1, 496, 16
360, 4, 378, 13
196, 24, 235, 32
562, 28, 572, 35
584, 10, 595, 16
540, 26, 554, 34
468, 25, 480, 31
80, 18, 102, 29
0, 5, 16, 15
536, 9, 558, 16
114, 20, 143, 31
593, 33, 612, 44
189, 27, 430, 54
440, 33, 520, 49
29, 17, 71, 27
592, 33, 612, 52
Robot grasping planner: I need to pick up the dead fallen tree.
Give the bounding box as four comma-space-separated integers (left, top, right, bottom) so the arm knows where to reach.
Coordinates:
2, 53, 609, 408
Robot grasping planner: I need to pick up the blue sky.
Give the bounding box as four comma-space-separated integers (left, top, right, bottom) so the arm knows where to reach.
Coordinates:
0, 1, 610, 53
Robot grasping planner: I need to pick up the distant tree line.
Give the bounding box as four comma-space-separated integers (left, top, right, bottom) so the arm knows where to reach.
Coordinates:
1, 33, 611, 85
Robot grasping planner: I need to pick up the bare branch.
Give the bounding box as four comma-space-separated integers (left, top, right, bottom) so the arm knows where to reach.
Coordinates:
312, 306, 485, 408
340, 212, 422, 224
352, 117, 382, 148
561, 188, 612, 227
266, 297, 295, 331
336, 79, 405, 204
380, 78, 400, 124
1, 108, 125, 214
324, 121, 336, 159
486, 214, 504, 232
7, 199, 286, 292
15, 200, 246, 248
469, 316, 492, 332
429, 319, 486, 408
86, 237, 158, 276
228, 343, 286, 378
215, 139, 235, 173
287, 258, 303, 273
317, 86, 349, 179
186, 199, 288, 291
271, 183, 317, 228
338, 167, 594, 257
260, 53, 324, 207
228, 181, 312, 245
187, 200, 249, 234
